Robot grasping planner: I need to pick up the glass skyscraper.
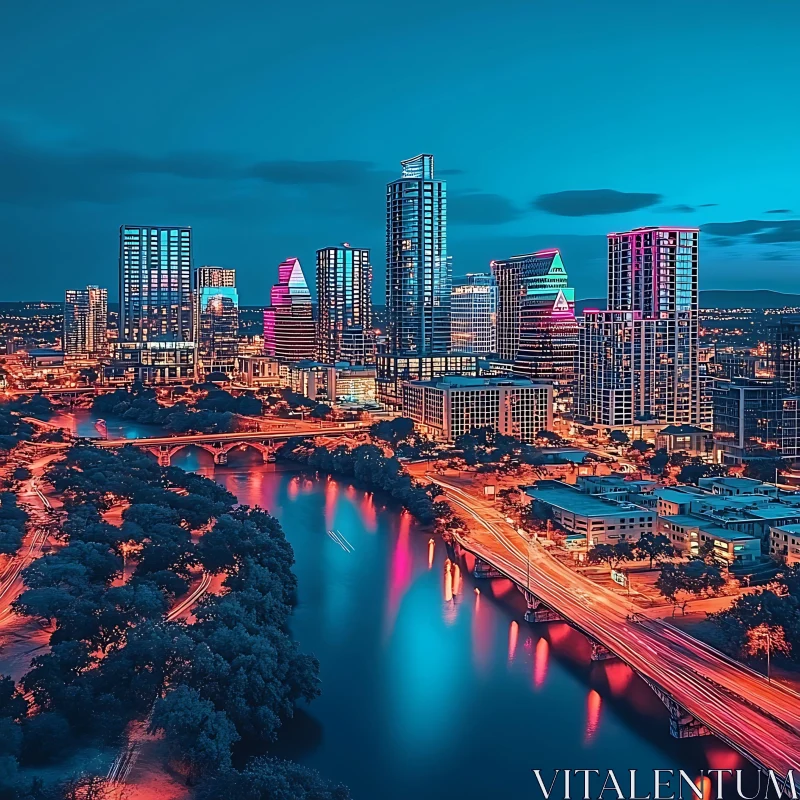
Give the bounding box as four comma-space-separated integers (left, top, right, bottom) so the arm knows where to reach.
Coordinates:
64, 285, 108, 358
491, 249, 577, 386
385, 154, 450, 356
316, 244, 373, 364
450, 273, 497, 355
119, 225, 193, 343
263, 257, 316, 362
577, 227, 702, 427
194, 267, 239, 378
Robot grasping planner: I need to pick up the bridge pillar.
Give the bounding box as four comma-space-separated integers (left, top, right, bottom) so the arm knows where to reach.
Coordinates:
523, 593, 562, 623
472, 558, 503, 579
590, 641, 615, 662
646, 679, 711, 739
213, 450, 228, 465
157, 447, 171, 467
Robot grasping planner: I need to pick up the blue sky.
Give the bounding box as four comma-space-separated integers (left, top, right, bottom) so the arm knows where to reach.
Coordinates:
2, 0, 799, 302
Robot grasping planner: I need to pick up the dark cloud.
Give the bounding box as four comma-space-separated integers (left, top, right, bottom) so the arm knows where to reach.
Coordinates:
764, 251, 793, 261
448, 192, 522, 225
701, 219, 800, 245
669, 204, 697, 214
766, 209, 792, 214
698, 203, 718, 208
532, 189, 662, 217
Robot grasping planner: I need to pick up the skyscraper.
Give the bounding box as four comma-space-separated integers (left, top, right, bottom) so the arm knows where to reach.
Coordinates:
119, 226, 193, 342
316, 244, 373, 364
576, 227, 702, 427
491, 249, 577, 385
263, 257, 316, 362
379, 154, 456, 405
194, 267, 239, 378
385, 154, 450, 355
768, 317, 800, 394
64, 286, 108, 358
450, 273, 497, 355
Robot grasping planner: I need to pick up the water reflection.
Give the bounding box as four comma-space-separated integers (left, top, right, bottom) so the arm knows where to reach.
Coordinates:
48, 412, 756, 800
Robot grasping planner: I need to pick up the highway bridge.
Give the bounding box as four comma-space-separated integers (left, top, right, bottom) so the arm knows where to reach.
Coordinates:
431, 475, 800, 781
94, 424, 371, 466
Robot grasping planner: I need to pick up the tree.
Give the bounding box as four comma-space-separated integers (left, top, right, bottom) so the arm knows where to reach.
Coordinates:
635, 532, 674, 569
743, 458, 783, 485
648, 448, 670, 476
588, 541, 633, 569
630, 439, 652, 454
196, 757, 351, 800
746, 623, 790, 681
609, 430, 629, 445
12, 467, 31, 482
536, 430, 560, 444
310, 404, 332, 420
657, 560, 726, 615
678, 460, 728, 486
150, 686, 239, 783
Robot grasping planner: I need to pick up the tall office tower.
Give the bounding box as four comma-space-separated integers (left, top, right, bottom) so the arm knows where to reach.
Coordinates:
576, 227, 702, 427
491, 249, 577, 384
263, 257, 316, 362
316, 244, 373, 364
450, 273, 497, 355
119, 226, 193, 342
768, 317, 800, 394
385, 154, 450, 356
64, 286, 108, 358
194, 267, 239, 377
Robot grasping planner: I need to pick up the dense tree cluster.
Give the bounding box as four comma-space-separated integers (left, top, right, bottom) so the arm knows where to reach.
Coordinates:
588, 533, 674, 570
710, 565, 800, 664
280, 439, 440, 523
0, 396, 53, 454
0, 444, 338, 797
655, 559, 725, 613
92, 384, 262, 435
454, 427, 547, 467
677, 459, 729, 485
0, 493, 27, 557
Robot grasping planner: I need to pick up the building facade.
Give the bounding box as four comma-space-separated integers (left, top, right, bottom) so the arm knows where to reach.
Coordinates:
316, 244, 373, 364
263, 258, 316, 362
768, 317, 800, 395
450, 273, 497, 355
385, 154, 450, 357
491, 249, 577, 386
64, 285, 108, 358
194, 267, 239, 378
376, 353, 478, 408
402, 375, 552, 443
119, 226, 193, 343
576, 227, 702, 428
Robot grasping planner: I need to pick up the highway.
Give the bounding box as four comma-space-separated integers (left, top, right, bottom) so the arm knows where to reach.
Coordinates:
431, 475, 800, 778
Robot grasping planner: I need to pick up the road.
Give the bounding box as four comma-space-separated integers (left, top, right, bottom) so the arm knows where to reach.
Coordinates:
431, 475, 800, 778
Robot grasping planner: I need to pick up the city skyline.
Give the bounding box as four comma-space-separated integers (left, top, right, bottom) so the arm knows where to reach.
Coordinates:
3, 0, 800, 302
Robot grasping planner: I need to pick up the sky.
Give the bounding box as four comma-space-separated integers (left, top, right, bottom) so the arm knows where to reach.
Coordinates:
1, 0, 800, 303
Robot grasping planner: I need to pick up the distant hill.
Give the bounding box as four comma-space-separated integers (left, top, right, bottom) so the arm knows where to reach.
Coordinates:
576, 290, 800, 314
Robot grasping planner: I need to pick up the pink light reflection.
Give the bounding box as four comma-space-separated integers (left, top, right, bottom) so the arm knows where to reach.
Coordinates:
585, 689, 601, 742
383, 511, 413, 639
533, 637, 549, 689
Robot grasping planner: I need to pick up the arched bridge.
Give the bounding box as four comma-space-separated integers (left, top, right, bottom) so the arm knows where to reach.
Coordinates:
94, 424, 370, 467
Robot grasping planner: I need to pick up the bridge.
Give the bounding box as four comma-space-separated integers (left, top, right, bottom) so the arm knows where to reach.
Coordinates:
94, 424, 370, 466
431, 475, 800, 781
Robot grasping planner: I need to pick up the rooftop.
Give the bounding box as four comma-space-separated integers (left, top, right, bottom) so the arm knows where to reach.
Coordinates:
408, 375, 548, 390
659, 424, 708, 435
528, 481, 651, 518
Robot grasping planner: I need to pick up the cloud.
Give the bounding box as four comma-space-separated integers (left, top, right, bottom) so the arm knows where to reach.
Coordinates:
701, 219, 800, 245
448, 191, 522, 225
667, 203, 718, 214
698, 203, 718, 208
532, 189, 662, 217
765, 208, 792, 214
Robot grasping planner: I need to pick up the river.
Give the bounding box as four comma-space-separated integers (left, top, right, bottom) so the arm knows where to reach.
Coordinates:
53, 411, 752, 799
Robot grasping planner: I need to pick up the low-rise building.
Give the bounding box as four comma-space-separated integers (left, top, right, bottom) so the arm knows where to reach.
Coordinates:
770, 523, 800, 565
106, 340, 196, 384
237, 356, 280, 389
285, 361, 377, 405
659, 515, 761, 564
402, 375, 552, 443
526, 480, 656, 547
655, 424, 713, 456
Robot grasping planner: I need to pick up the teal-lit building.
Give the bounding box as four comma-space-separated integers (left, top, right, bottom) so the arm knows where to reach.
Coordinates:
194, 266, 239, 378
